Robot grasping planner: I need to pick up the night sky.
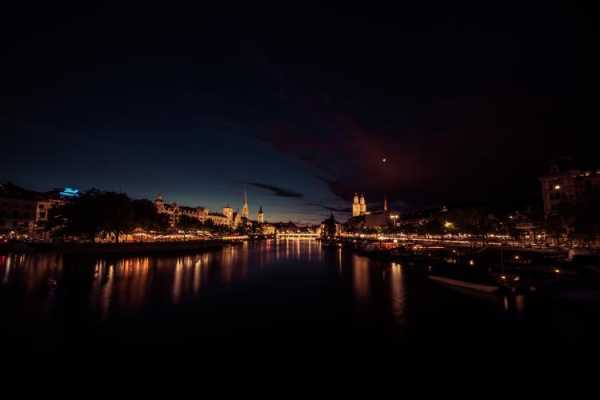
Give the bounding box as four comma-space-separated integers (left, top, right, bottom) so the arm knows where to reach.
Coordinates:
1, 2, 590, 223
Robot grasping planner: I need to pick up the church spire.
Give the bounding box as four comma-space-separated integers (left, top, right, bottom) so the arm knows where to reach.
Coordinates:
241, 191, 249, 219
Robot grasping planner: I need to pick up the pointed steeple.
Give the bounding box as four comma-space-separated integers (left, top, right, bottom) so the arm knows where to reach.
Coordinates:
241, 191, 249, 219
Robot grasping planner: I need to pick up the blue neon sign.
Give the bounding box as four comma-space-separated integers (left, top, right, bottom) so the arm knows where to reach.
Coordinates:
59, 187, 80, 198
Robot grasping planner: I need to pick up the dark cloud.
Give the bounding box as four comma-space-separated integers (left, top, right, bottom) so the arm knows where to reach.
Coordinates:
247, 182, 304, 198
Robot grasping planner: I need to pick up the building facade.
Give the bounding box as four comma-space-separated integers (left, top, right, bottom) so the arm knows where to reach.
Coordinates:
352, 193, 368, 217
1, 183, 67, 234
540, 163, 600, 218
155, 194, 210, 227
207, 212, 229, 226
155, 192, 259, 228
347, 193, 399, 229
0, 196, 37, 231
257, 206, 264, 224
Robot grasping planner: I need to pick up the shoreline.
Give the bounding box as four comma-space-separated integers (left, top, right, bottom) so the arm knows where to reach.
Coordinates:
0, 239, 237, 256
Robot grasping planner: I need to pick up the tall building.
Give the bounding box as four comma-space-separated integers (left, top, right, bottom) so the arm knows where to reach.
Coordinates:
359, 194, 367, 215
257, 206, 264, 224
352, 193, 368, 217
352, 193, 361, 217
540, 161, 600, 219
241, 191, 249, 219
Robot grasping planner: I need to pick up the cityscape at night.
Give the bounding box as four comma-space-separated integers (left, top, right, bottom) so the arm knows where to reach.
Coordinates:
1, 1, 597, 374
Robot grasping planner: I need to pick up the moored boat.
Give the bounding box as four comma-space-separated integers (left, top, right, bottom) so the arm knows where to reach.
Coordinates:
428, 275, 499, 293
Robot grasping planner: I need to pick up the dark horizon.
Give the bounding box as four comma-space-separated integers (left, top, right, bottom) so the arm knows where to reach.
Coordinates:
2, 2, 590, 223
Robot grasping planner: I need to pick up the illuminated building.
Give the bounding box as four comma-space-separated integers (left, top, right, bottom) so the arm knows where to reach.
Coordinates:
348, 193, 399, 229
241, 191, 249, 219
352, 194, 360, 216
154, 192, 254, 228
207, 212, 229, 226
155, 194, 216, 227
257, 206, 264, 224
540, 161, 600, 218
223, 205, 234, 222
260, 223, 275, 235
352, 193, 368, 217
360, 194, 367, 215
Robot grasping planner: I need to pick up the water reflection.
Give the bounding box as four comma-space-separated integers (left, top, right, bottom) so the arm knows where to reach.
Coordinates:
389, 262, 406, 319
502, 293, 527, 314
352, 255, 370, 305
2, 255, 11, 284
0, 240, 522, 328
0, 253, 63, 293
220, 242, 248, 285
90, 260, 114, 318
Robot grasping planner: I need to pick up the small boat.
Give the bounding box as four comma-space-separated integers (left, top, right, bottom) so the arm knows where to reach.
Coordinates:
429, 275, 499, 293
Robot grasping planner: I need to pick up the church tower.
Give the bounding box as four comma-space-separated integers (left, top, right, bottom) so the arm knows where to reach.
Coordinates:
257, 206, 264, 224
352, 193, 361, 217
359, 194, 367, 215
241, 191, 249, 219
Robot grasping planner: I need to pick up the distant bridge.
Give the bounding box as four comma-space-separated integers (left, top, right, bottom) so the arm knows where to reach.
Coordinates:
276, 232, 319, 239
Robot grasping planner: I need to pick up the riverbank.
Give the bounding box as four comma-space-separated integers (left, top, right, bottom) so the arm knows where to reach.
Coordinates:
333, 238, 600, 295
0, 239, 236, 256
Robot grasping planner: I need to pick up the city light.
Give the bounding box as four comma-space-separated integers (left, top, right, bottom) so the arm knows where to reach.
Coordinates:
444, 221, 454, 229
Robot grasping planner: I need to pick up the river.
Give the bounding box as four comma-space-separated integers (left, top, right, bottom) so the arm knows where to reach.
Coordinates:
1, 239, 598, 361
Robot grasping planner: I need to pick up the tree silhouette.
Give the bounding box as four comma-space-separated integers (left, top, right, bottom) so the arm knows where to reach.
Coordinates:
48, 190, 169, 242
131, 199, 170, 231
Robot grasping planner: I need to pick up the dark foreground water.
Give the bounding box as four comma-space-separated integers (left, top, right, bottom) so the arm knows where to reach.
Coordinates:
1, 239, 599, 365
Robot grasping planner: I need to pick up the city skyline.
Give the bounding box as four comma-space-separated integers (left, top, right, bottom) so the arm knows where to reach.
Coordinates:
1, 1, 597, 371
